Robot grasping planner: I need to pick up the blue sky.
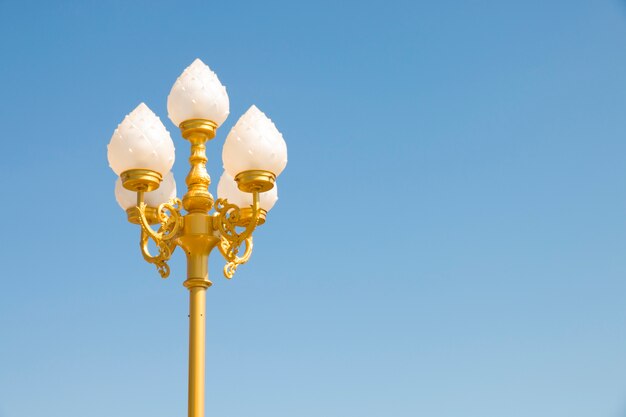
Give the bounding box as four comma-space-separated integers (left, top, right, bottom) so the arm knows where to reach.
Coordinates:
1, 1, 626, 416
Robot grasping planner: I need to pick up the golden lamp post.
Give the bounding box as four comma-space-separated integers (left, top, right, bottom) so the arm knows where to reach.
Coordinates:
106, 59, 288, 417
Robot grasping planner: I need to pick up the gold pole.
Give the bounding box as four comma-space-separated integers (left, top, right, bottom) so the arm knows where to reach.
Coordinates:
181, 235, 214, 417
188, 282, 207, 417
183, 251, 212, 417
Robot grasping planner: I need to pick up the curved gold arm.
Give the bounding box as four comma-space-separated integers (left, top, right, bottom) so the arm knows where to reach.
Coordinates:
136, 198, 184, 278
214, 191, 261, 278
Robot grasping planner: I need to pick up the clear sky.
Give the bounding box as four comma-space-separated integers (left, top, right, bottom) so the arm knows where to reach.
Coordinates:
1, 0, 626, 416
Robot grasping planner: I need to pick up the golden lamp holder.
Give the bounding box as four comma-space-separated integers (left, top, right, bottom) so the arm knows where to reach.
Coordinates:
118, 118, 275, 417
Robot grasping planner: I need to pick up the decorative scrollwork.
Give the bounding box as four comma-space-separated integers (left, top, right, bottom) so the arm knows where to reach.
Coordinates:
222, 236, 253, 279
214, 196, 260, 279
137, 198, 183, 278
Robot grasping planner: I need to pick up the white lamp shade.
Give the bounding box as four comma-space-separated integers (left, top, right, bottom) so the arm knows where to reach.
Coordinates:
222, 105, 287, 178
167, 58, 230, 127
217, 171, 278, 212
115, 171, 177, 210
107, 103, 175, 176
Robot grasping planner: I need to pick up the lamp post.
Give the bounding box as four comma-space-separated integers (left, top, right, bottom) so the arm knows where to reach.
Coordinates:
107, 59, 287, 417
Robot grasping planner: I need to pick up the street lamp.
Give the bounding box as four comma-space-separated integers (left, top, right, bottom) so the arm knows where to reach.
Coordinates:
106, 58, 288, 417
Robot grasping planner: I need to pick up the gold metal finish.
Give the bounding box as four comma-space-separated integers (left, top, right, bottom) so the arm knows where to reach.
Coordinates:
214, 190, 261, 278
239, 207, 267, 226
137, 199, 183, 278
180, 119, 217, 213
179, 119, 217, 140
235, 169, 276, 193
121, 169, 162, 192
121, 118, 272, 417
126, 206, 158, 225
187, 286, 206, 417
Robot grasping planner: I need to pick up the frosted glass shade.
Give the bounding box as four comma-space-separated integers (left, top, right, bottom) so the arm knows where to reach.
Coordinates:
222, 105, 287, 178
167, 58, 230, 127
115, 171, 177, 210
107, 103, 175, 176
217, 172, 278, 212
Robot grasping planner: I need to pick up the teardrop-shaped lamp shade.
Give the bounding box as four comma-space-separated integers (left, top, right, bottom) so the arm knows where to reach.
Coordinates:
167, 58, 230, 127
107, 103, 175, 176
222, 105, 287, 178
217, 171, 278, 212
115, 171, 177, 210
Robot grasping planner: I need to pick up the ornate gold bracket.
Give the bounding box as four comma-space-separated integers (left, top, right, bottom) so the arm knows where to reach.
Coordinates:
213, 193, 261, 278
136, 198, 184, 278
